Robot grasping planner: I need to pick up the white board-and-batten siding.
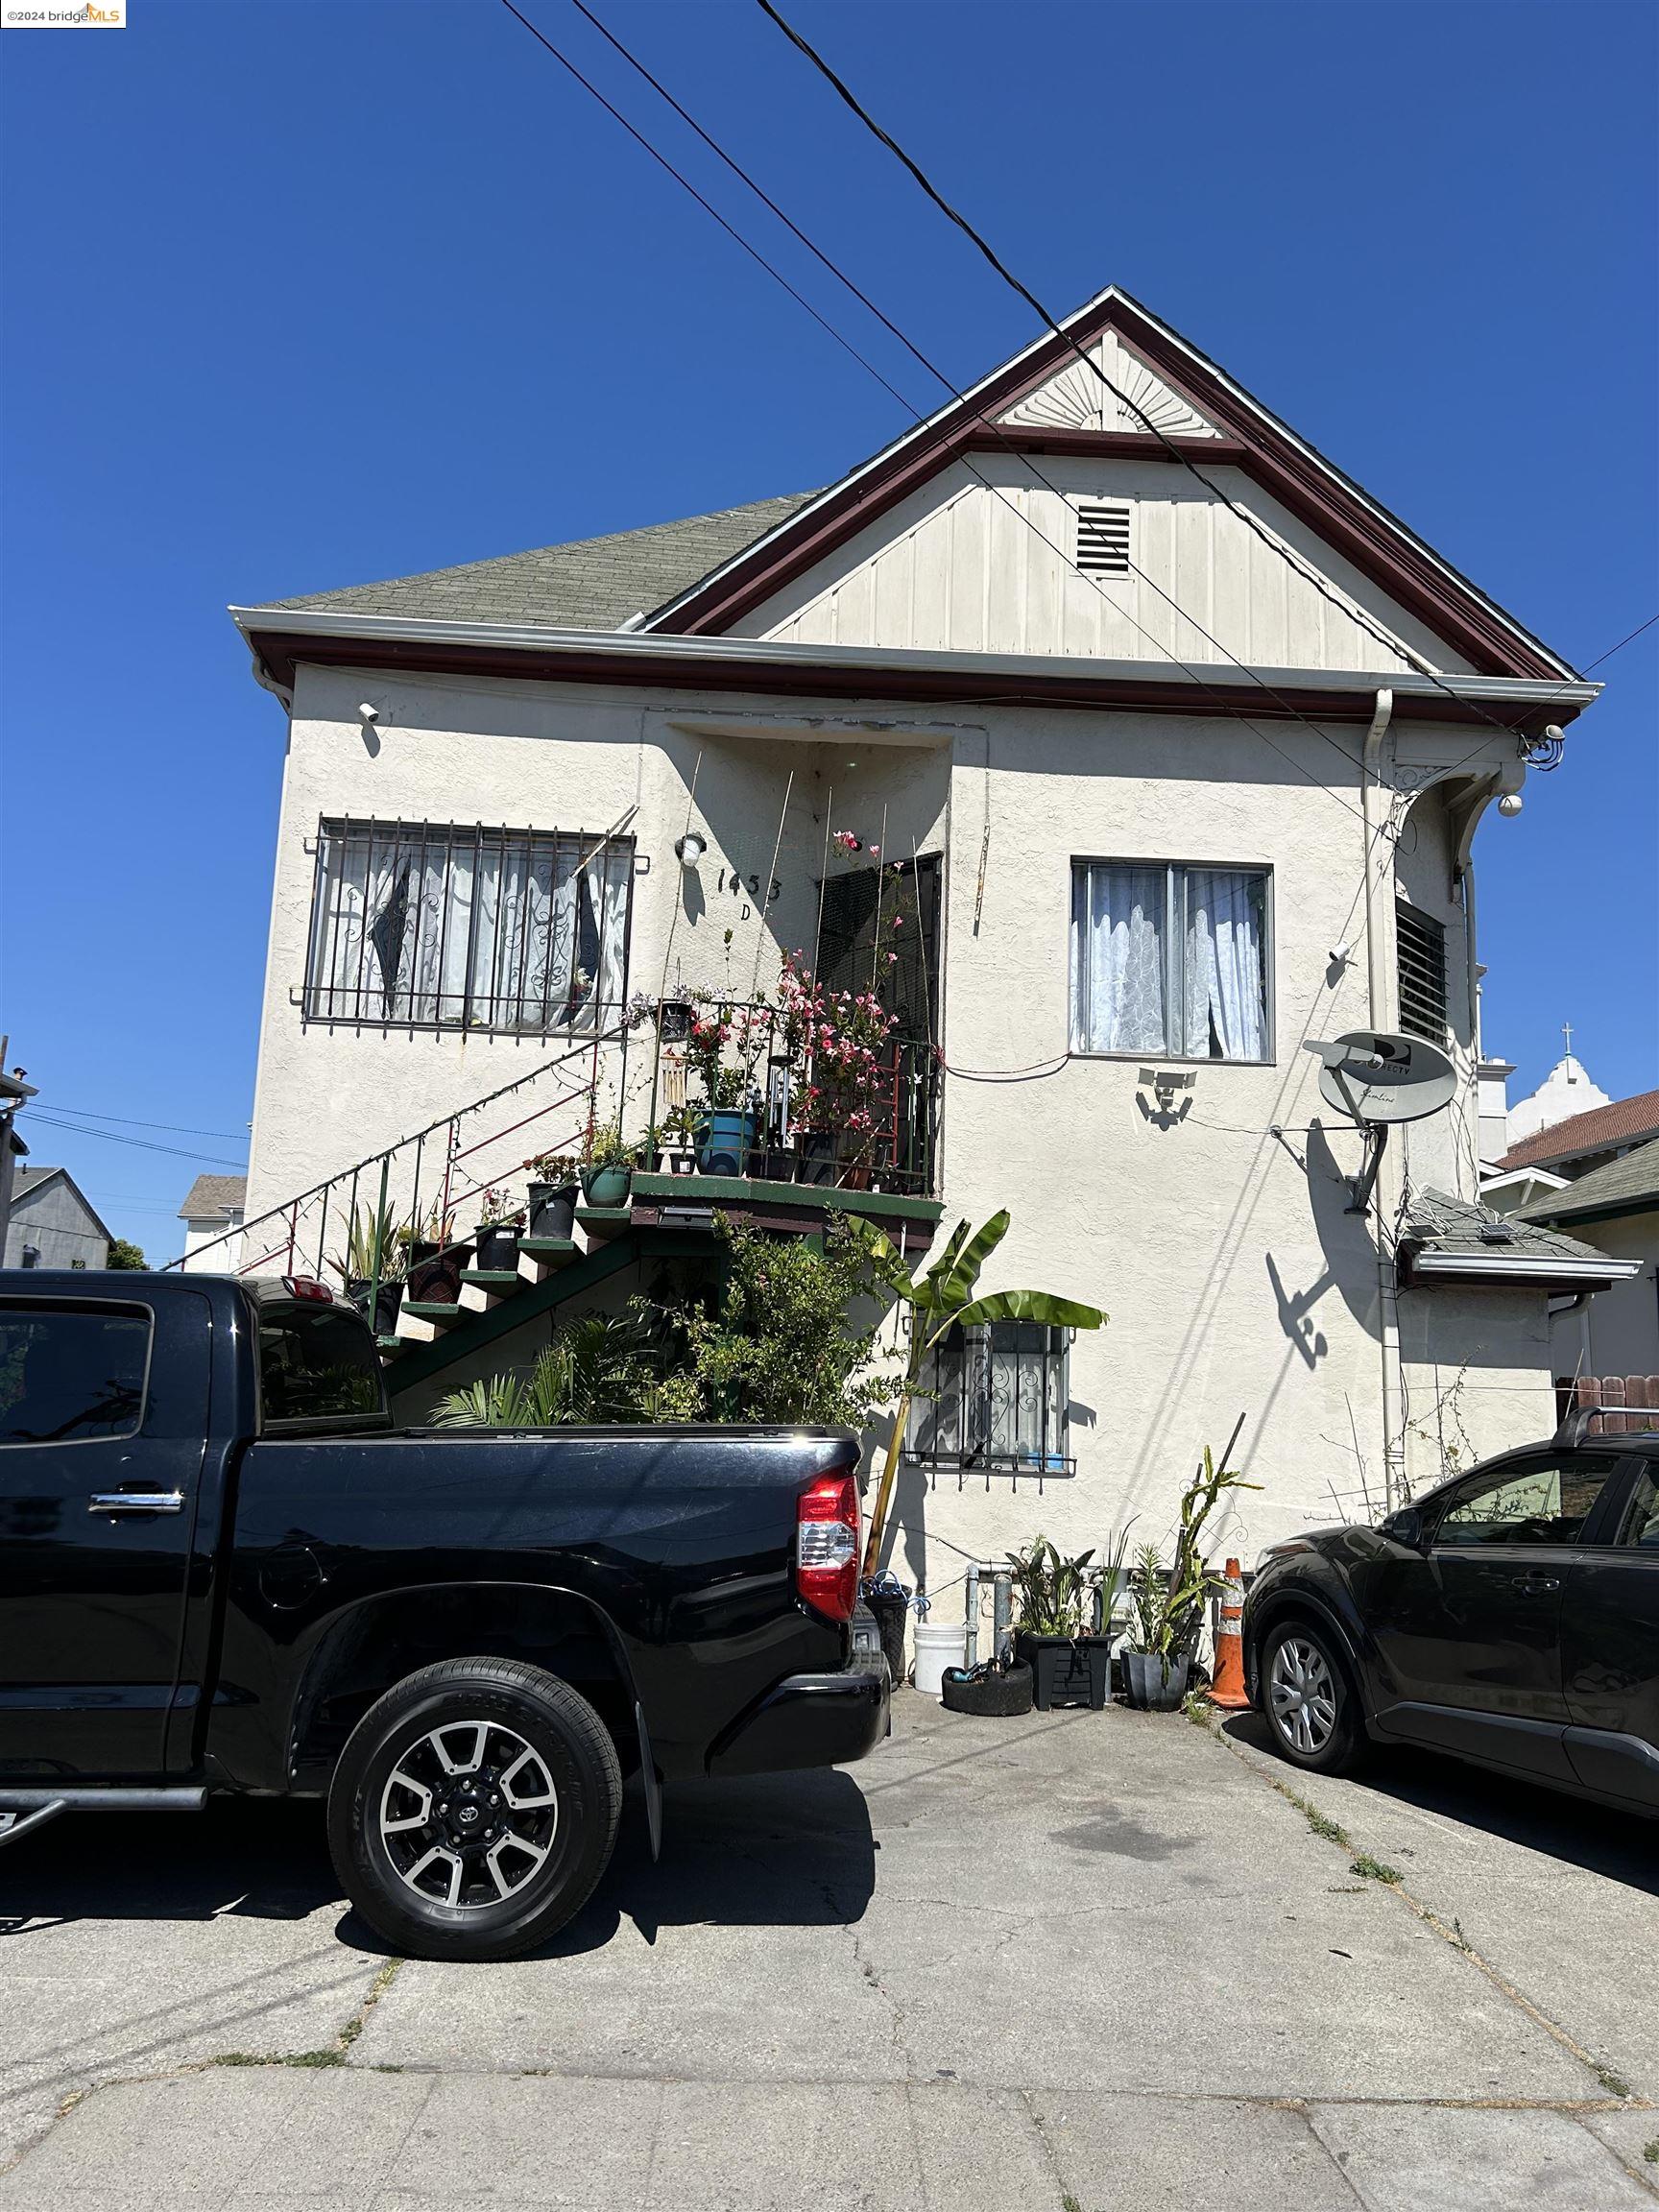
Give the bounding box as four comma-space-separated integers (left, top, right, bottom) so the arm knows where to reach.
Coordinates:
734, 456, 1473, 679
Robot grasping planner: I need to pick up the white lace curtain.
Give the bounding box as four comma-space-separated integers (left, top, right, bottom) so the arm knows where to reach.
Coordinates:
1070, 862, 1265, 1061
306, 826, 630, 1031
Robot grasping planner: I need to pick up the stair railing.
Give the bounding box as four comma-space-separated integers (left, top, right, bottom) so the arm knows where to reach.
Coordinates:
166, 1022, 627, 1295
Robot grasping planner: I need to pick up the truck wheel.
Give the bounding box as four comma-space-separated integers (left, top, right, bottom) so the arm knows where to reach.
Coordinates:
327, 1657, 622, 1962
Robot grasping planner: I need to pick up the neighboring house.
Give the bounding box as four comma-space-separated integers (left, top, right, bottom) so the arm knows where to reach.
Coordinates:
228, 283, 1628, 1574
178, 1174, 248, 1274
3, 1166, 111, 1271
1512, 1139, 1659, 1385
1495, 1084, 1659, 1185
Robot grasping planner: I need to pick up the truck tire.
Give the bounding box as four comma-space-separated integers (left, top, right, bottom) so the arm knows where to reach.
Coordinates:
327, 1656, 623, 1962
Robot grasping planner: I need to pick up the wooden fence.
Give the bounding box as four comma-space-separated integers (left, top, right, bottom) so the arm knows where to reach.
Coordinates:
1554, 1375, 1659, 1435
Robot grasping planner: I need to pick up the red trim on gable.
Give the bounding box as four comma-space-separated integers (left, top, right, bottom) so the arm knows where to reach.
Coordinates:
651, 297, 1568, 684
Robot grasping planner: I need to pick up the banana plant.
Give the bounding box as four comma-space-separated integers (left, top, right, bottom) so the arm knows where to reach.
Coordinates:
850, 1211, 1105, 1576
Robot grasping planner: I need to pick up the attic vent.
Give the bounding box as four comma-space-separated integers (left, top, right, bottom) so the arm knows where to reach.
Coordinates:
1075, 501, 1131, 575
1396, 900, 1449, 1046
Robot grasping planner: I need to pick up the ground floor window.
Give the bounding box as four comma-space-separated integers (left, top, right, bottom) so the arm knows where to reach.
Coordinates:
907, 1321, 1070, 1471
1070, 859, 1269, 1061
303, 819, 632, 1032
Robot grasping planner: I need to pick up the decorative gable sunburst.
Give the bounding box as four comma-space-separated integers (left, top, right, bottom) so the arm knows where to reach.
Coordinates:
1001, 329, 1219, 440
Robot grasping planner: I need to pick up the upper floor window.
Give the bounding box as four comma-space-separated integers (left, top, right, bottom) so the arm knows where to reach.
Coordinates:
1396, 899, 1449, 1046
907, 1321, 1070, 1471
303, 819, 632, 1034
1070, 860, 1270, 1062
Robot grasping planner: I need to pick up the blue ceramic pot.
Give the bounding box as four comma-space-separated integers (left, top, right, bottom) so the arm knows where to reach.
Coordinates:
695, 1109, 758, 1177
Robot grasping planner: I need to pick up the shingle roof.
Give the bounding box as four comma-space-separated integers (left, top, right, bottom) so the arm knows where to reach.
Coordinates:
259, 494, 818, 632
1400, 1189, 1612, 1268
1497, 1088, 1659, 1172
178, 1173, 247, 1221
1513, 1136, 1659, 1228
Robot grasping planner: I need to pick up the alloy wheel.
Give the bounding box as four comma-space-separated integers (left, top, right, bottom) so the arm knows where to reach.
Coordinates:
378, 1719, 559, 1910
1268, 1635, 1339, 1756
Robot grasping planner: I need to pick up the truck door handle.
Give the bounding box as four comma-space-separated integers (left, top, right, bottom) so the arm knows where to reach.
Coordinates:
88, 1491, 185, 1516
1513, 1572, 1560, 1595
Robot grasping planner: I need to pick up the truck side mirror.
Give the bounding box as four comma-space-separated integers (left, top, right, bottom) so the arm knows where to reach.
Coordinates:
1380, 1505, 1428, 1551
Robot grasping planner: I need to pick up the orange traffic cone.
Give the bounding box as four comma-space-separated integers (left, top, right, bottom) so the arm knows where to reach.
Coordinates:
1208, 1556, 1250, 1710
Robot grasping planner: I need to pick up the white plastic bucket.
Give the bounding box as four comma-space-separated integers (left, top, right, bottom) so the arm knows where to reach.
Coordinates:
912, 1620, 968, 1698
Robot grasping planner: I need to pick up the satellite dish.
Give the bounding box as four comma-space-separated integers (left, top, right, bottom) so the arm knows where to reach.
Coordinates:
1305, 1030, 1457, 1126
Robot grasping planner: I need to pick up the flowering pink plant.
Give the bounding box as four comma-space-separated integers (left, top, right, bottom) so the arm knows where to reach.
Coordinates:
778, 952, 900, 1164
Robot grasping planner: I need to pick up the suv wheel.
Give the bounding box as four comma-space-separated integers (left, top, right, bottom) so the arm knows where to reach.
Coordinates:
1262, 1619, 1366, 1776
327, 1657, 622, 1961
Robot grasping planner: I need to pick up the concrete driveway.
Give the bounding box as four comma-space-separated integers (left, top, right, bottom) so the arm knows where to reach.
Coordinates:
0, 1693, 1653, 2210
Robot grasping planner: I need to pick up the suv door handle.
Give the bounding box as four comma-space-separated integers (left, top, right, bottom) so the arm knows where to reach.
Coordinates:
87, 1491, 185, 1515
1512, 1571, 1561, 1595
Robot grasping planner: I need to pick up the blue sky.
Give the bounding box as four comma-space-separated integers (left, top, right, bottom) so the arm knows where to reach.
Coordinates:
2, 0, 1654, 1257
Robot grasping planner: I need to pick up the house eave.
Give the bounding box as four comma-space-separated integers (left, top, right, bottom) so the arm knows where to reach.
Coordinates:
230, 607, 1598, 735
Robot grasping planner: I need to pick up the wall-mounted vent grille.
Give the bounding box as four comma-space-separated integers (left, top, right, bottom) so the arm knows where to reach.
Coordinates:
1076, 501, 1132, 575
1396, 900, 1449, 1046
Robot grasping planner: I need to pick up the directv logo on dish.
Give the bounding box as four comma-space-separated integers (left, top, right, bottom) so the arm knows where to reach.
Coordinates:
2, 0, 126, 23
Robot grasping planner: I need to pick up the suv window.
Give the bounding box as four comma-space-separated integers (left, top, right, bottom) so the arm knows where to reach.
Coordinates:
0, 1304, 150, 1444
257, 1303, 386, 1429
1617, 1465, 1659, 1550
1434, 1453, 1617, 1549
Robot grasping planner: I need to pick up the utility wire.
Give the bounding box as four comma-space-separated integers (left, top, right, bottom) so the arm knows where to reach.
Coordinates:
754, 0, 1600, 749
502, 0, 1383, 834
567, 0, 1389, 793
43, 1106, 250, 1142
25, 1113, 249, 1171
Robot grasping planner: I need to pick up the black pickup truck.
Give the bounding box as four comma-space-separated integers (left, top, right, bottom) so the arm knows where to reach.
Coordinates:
0, 1272, 887, 1959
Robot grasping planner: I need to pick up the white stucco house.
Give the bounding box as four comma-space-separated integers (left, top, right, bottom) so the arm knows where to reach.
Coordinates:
177, 1173, 247, 1274
223, 285, 1633, 1584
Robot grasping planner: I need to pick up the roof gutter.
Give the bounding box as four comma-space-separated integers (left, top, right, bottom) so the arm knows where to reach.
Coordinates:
1405, 1251, 1641, 1286
228, 607, 1600, 722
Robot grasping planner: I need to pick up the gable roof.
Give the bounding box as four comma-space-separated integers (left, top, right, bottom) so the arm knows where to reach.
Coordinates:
645, 287, 1580, 685
179, 1173, 248, 1221
12, 1166, 112, 1242
1398, 1188, 1636, 1287
261, 495, 816, 633
1497, 1089, 1659, 1174
1514, 1136, 1659, 1230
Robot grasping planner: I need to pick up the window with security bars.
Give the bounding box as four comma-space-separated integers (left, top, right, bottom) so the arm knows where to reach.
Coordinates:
907, 1322, 1070, 1471
302, 819, 633, 1033
1075, 500, 1132, 575
1396, 900, 1449, 1046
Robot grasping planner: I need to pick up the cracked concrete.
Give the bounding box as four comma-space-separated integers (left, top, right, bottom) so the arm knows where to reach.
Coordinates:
0, 1696, 1653, 2208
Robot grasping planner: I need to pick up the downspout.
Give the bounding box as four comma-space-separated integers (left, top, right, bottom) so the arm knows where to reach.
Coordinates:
1360, 688, 1407, 1508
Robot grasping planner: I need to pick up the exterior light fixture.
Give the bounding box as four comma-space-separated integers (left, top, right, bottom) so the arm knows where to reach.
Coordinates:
675, 831, 707, 869
1497, 793, 1524, 817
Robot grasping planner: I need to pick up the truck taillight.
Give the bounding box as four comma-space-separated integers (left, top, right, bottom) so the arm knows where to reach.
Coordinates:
282, 1276, 334, 1303
795, 1472, 859, 1623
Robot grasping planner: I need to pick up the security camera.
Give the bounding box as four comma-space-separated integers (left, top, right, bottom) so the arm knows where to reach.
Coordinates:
358, 702, 380, 724
1329, 941, 1352, 967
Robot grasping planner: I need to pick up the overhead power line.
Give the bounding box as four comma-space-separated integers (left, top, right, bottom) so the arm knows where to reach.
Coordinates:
753, 0, 1599, 750
499, 0, 1383, 832
25, 1113, 249, 1171
46, 1105, 250, 1142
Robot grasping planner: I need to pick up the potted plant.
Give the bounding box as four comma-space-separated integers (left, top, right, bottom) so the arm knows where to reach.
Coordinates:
404, 1202, 466, 1306
1120, 1445, 1261, 1710
331, 1199, 405, 1334
581, 1121, 635, 1208
1010, 1536, 1111, 1711
523, 1151, 579, 1240
661, 1101, 700, 1176
686, 1003, 760, 1175
472, 1187, 525, 1272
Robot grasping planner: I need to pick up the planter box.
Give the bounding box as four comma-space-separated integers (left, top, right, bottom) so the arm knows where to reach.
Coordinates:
1015, 1631, 1112, 1712
1120, 1649, 1191, 1711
